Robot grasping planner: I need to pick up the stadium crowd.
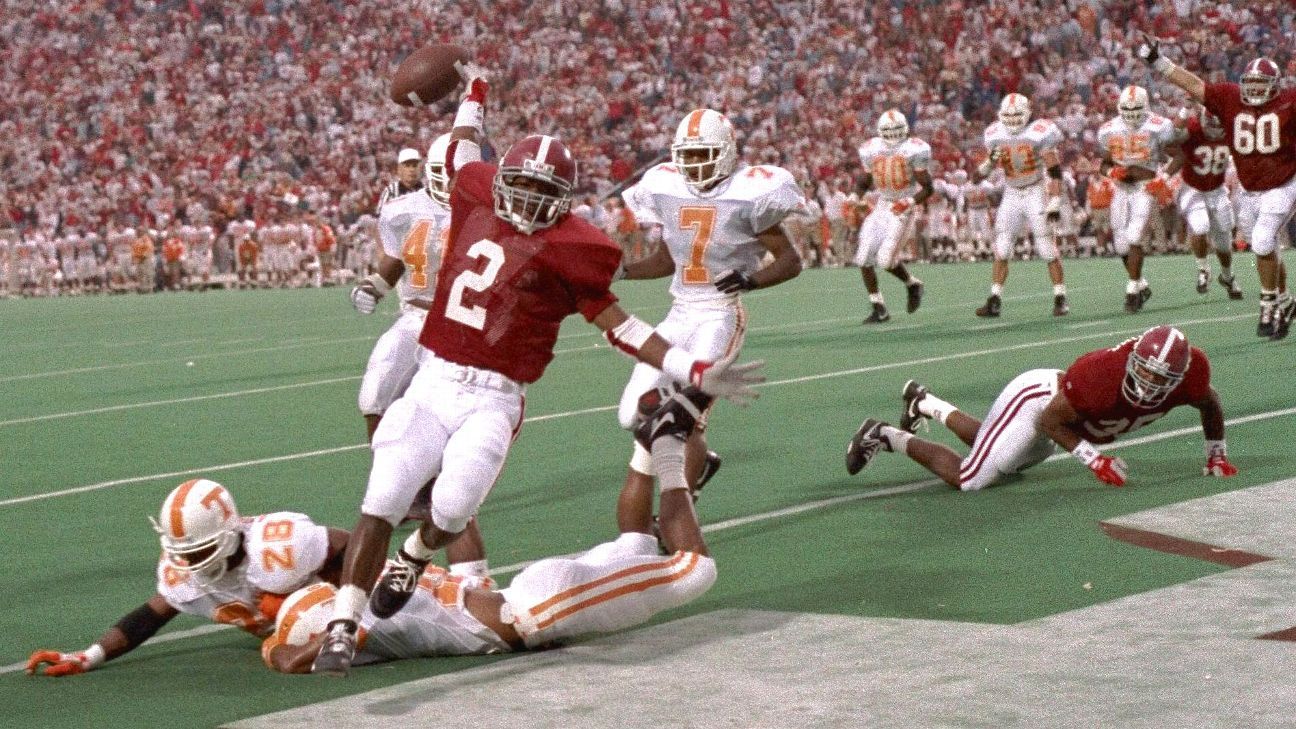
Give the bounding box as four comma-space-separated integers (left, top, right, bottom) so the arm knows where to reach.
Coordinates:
1, 0, 1293, 296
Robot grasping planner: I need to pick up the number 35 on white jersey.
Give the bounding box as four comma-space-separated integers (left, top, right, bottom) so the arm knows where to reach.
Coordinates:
622, 163, 805, 304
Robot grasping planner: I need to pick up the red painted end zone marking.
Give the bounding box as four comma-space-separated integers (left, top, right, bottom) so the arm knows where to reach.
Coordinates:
1098, 522, 1272, 569
1099, 521, 1296, 642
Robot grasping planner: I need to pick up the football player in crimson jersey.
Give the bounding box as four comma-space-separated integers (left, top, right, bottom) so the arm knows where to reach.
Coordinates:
25, 479, 351, 677
315, 65, 764, 678
844, 326, 1236, 491
1176, 108, 1245, 300
1142, 37, 1296, 339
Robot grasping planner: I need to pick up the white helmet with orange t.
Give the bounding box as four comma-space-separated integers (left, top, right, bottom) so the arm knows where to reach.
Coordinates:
149, 479, 242, 586
1118, 86, 1151, 129
671, 108, 738, 192
877, 109, 909, 147
998, 94, 1032, 134
274, 583, 336, 646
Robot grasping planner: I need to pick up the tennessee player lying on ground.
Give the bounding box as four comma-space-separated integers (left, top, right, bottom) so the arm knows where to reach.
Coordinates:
263, 386, 718, 673
26, 480, 351, 676
845, 325, 1237, 490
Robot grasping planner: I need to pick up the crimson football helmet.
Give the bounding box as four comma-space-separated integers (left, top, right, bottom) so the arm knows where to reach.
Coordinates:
1200, 107, 1224, 139
492, 134, 576, 234
1123, 325, 1191, 408
1241, 57, 1280, 107
149, 478, 242, 586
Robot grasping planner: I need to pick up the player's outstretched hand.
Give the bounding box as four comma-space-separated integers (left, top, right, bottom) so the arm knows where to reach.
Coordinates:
1088, 455, 1128, 487
1136, 32, 1160, 66
454, 61, 490, 101
1203, 454, 1238, 478
26, 649, 93, 677
690, 358, 765, 407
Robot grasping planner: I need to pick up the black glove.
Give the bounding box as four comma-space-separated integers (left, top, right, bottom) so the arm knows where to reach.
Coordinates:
714, 269, 757, 294
1136, 32, 1160, 66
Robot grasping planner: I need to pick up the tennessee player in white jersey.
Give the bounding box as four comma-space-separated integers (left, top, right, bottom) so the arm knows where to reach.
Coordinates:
973, 94, 1070, 317
26, 479, 349, 677
264, 387, 717, 674
618, 108, 803, 516
1097, 85, 1181, 313
852, 110, 930, 322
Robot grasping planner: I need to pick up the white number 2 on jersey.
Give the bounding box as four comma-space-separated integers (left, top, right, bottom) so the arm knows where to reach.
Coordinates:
445, 240, 505, 330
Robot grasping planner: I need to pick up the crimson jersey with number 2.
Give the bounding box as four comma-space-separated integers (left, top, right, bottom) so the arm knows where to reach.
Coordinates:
1203, 83, 1296, 191
1059, 339, 1211, 444
418, 161, 623, 384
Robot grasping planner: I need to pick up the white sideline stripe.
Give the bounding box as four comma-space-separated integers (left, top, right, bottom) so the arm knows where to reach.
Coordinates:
967, 322, 1011, 331
0, 377, 363, 428
0, 335, 378, 384
0, 310, 1256, 507
1065, 319, 1112, 329
7, 405, 1289, 677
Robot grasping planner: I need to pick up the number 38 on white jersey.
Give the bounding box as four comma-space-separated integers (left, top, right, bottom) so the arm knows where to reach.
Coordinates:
622, 163, 805, 304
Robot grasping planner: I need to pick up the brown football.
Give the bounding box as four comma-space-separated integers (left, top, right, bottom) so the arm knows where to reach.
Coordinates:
390, 44, 470, 107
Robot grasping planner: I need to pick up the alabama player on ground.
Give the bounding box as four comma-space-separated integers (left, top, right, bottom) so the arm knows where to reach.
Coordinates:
266, 388, 717, 673
314, 66, 763, 677
1143, 38, 1296, 339
851, 109, 930, 323
616, 107, 803, 528
845, 325, 1236, 491
973, 94, 1070, 318
26, 479, 349, 677
1176, 107, 1245, 300
1097, 85, 1181, 313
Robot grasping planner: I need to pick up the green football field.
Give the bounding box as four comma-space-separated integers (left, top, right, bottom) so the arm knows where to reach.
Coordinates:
2, 253, 1294, 727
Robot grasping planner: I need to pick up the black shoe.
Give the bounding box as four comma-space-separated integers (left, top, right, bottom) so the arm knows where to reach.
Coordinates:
369, 550, 429, 619
1196, 269, 1210, 294
311, 620, 358, 677
975, 294, 1001, 318
1052, 294, 1070, 317
846, 418, 893, 476
1258, 301, 1276, 337
1124, 293, 1140, 314
693, 450, 722, 501
1139, 286, 1152, 305
1270, 298, 1296, 341
863, 303, 890, 324
906, 281, 924, 313
1219, 274, 1243, 300
899, 380, 930, 434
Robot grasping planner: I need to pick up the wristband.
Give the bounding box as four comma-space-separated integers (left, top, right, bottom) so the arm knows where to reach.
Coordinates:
1071, 440, 1101, 467
82, 644, 106, 670
453, 100, 484, 133
363, 272, 392, 295
1205, 440, 1226, 458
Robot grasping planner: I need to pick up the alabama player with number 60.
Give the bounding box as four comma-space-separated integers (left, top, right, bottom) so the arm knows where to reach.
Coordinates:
845, 325, 1236, 491
315, 69, 766, 678
25, 479, 349, 677
1142, 36, 1296, 339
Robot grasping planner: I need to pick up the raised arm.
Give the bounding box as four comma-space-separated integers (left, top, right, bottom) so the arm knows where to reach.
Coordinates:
1138, 33, 1205, 103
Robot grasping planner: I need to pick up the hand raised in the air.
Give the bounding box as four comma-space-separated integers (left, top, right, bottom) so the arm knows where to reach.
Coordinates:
454, 61, 491, 101
1136, 32, 1160, 66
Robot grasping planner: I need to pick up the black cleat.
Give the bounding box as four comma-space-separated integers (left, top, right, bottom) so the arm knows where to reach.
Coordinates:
863, 302, 891, 324
369, 550, 429, 619
311, 620, 358, 677
1052, 294, 1070, 317
1258, 300, 1276, 337
846, 418, 893, 476
1124, 292, 1140, 314
1196, 269, 1210, 294
1219, 273, 1243, 300
1139, 286, 1152, 305
1270, 298, 1296, 341
975, 295, 1001, 318
899, 380, 930, 434
906, 281, 924, 314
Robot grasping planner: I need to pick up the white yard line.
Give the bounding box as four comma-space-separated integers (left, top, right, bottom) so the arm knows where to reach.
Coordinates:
5, 406, 1290, 677
1065, 319, 1113, 329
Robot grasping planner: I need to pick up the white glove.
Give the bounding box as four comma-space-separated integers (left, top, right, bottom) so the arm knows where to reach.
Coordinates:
662, 347, 765, 407
350, 274, 390, 315
454, 61, 492, 87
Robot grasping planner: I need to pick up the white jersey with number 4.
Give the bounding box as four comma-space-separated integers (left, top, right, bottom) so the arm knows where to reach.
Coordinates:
156, 511, 330, 637
1097, 115, 1177, 172
984, 120, 1064, 189
378, 191, 451, 315
858, 136, 932, 201
622, 163, 805, 305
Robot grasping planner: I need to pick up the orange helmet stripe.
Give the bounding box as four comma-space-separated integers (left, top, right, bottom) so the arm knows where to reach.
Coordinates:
685, 109, 706, 137
277, 585, 334, 642
169, 478, 202, 538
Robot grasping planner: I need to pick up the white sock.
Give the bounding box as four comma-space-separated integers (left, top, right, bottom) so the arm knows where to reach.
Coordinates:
629, 442, 654, 475
1137, 278, 1149, 291
869, 292, 884, 304
906, 275, 922, 286
1053, 284, 1066, 296
919, 394, 957, 425
1126, 279, 1140, 295
402, 530, 437, 561
332, 584, 367, 625
1196, 257, 1210, 272
449, 559, 489, 579
990, 283, 1004, 297
880, 425, 912, 453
